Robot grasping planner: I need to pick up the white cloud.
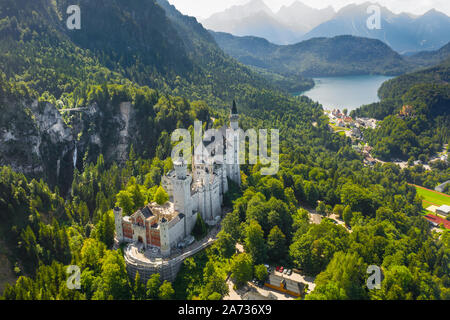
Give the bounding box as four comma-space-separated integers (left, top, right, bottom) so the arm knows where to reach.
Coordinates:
167, 0, 450, 19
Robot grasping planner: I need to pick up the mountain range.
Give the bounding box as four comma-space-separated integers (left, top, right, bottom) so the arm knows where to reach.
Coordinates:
212, 32, 415, 79
406, 42, 450, 68
202, 0, 450, 53
201, 0, 335, 44
303, 3, 450, 54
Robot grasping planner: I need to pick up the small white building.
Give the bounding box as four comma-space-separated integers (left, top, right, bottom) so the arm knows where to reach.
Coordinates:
436, 205, 450, 216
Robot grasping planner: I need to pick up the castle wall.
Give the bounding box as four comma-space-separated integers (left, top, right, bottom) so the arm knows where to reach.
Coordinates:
212, 182, 221, 219
124, 232, 218, 284
192, 192, 198, 213
133, 225, 147, 248
123, 221, 133, 240
173, 175, 192, 216
187, 211, 196, 236
125, 253, 183, 283
114, 208, 123, 241
148, 228, 161, 247
160, 220, 170, 257
222, 167, 229, 194
204, 185, 212, 221
197, 188, 205, 221
169, 217, 185, 247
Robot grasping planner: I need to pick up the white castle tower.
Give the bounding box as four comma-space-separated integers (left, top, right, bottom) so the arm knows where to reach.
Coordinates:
160, 217, 170, 257
222, 164, 229, 194
173, 157, 193, 217
114, 207, 123, 242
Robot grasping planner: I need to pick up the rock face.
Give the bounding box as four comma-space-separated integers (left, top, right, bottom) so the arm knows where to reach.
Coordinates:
30, 101, 73, 146
0, 96, 142, 191
114, 102, 133, 165
73, 101, 136, 168
0, 100, 75, 185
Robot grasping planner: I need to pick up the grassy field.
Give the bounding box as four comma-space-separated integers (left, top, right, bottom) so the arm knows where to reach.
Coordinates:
329, 123, 350, 132
412, 184, 450, 207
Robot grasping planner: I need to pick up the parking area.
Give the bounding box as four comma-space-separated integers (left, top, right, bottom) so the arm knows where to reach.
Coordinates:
224, 277, 296, 300
269, 266, 316, 293
224, 264, 316, 300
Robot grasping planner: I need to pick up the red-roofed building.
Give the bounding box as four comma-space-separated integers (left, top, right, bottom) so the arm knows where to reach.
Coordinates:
424, 214, 450, 230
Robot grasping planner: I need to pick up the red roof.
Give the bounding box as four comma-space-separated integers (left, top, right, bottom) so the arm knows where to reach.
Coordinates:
424, 215, 450, 229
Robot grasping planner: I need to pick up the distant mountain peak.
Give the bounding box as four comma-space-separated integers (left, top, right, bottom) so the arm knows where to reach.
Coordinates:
421, 8, 449, 18
302, 2, 450, 53
277, 1, 334, 14
203, 0, 450, 52
278, 1, 310, 11
205, 0, 274, 20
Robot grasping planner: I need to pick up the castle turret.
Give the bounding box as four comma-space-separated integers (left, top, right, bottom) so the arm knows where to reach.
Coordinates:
222, 164, 229, 195
160, 217, 170, 257
174, 156, 187, 180
114, 207, 123, 242
173, 157, 193, 220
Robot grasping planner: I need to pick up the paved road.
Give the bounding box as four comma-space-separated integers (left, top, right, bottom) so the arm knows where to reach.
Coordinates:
59, 107, 88, 112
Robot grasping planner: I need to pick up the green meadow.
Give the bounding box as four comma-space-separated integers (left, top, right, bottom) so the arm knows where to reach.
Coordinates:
414, 185, 450, 208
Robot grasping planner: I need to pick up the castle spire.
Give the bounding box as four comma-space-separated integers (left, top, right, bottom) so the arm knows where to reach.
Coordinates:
231, 100, 237, 115
230, 100, 239, 130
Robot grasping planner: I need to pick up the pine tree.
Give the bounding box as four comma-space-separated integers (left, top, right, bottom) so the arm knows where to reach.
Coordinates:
153, 186, 169, 205
192, 213, 207, 240
133, 272, 145, 300
146, 273, 161, 300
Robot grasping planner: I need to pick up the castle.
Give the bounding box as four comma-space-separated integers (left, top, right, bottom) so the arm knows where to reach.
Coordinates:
114, 102, 241, 257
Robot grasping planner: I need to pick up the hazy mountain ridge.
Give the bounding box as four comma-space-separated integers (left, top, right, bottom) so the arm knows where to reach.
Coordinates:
303, 2, 450, 54
201, 0, 335, 44
406, 42, 450, 68
212, 31, 412, 78
276, 2, 335, 34
202, 1, 450, 53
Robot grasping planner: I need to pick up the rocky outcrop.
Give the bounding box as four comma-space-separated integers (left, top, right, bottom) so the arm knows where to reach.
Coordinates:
114, 102, 133, 164
0, 99, 76, 188
0, 97, 140, 191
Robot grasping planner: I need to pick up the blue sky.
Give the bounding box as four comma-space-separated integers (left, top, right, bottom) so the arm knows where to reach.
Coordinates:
167, 0, 450, 20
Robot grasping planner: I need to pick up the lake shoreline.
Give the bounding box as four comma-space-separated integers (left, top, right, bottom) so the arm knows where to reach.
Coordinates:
295, 75, 394, 111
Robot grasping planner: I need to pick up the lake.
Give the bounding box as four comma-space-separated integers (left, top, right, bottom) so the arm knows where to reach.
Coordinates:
299, 75, 394, 111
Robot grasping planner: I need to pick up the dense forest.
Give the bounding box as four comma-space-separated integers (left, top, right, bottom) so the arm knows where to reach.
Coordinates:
406, 42, 450, 69
351, 59, 450, 161
0, 0, 449, 301
212, 32, 414, 78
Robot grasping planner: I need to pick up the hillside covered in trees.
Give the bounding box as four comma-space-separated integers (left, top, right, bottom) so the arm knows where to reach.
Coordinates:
212, 32, 413, 78
352, 59, 450, 161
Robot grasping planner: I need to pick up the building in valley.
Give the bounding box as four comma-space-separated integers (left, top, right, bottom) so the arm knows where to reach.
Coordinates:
436, 205, 450, 217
